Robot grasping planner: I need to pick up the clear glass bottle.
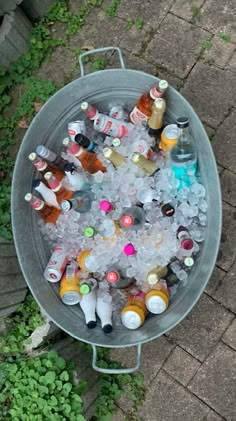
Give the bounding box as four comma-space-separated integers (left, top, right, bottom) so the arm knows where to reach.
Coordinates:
60, 190, 93, 214
170, 117, 197, 187
120, 206, 145, 231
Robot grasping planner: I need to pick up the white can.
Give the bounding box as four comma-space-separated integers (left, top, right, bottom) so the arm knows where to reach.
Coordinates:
94, 113, 130, 138
44, 246, 69, 282
109, 105, 126, 120
68, 121, 86, 141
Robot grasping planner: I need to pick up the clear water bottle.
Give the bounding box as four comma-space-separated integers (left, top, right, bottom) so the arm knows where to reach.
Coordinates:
170, 117, 197, 187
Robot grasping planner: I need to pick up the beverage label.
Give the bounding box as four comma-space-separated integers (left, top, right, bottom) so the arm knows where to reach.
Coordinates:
130, 106, 148, 125
94, 115, 128, 138
34, 159, 47, 171
32, 198, 44, 210
172, 161, 197, 187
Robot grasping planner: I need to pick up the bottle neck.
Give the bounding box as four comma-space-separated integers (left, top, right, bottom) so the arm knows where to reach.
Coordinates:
178, 127, 190, 145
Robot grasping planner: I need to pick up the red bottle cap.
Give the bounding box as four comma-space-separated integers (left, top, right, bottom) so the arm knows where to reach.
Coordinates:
100, 200, 113, 212
121, 215, 134, 227
181, 238, 194, 251
106, 271, 119, 283
123, 243, 136, 256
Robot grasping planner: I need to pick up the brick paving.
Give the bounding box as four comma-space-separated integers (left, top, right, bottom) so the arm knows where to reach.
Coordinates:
2, 0, 236, 419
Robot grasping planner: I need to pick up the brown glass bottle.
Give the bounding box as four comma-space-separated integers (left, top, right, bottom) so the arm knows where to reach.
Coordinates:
28, 152, 64, 181
44, 172, 73, 204
63, 138, 106, 174
25, 193, 60, 224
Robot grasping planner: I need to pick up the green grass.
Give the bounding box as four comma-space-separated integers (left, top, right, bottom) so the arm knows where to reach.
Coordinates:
219, 33, 231, 42
201, 39, 213, 50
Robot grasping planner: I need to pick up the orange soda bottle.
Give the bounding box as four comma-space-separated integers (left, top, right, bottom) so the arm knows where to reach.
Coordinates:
130, 80, 168, 125
24, 193, 61, 224
121, 291, 147, 330
44, 172, 73, 204
28, 152, 64, 181
63, 138, 106, 174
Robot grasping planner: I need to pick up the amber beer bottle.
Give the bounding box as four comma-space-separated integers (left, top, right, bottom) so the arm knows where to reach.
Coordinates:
24, 193, 61, 224
130, 80, 168, 125
63, 138, 106, 174
44, 172, 73, 204
28, 152, 64, 181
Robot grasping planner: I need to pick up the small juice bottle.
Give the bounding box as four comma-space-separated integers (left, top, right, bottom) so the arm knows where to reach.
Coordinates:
25, 193, 61, 224
44, 172, 73, 204
28, 152, 64, 181
60, 262, 81, 305
121, 291, 147, 330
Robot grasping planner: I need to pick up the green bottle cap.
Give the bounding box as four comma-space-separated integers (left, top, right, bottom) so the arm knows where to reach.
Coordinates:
80, 283, 91, 295
84, 226, 95, 238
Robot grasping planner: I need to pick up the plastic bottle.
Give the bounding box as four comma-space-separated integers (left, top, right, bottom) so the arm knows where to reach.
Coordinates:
36, 145, 67, 170
32, 179, 60, 209
96, 288, 113, 333
131, 152, 159, 176
94, 114, 131, 138
60, 262, 81, 305
145, 288, 169, 314
106, 267, 134, 289
75, 133, 95, 151
177, 226, 194, 251
130, 80, 168, 125
24, 193, 61, 224
80, 290, 97, 329
60, 190, 93, 213
63, 138, 106, 174
147, 98, 166, 139
120, 206, 145, 231
80, 101, 99, 120
159, 124, 179, 152
103, 147, 126, 167
170, 117, 197, 187
44, 172, 73, 204
29, 152, 64, 181
64, 163, 90, 191
121, 291, 147, 329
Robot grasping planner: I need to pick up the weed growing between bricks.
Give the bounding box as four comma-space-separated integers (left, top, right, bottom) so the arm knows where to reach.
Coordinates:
0, 294, 145, 420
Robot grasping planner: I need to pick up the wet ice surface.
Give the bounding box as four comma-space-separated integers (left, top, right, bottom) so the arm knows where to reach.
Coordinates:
38, 110, 208, 325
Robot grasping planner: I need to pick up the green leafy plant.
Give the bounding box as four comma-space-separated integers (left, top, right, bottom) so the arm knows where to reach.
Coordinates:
201, 39, 213, 50
105, 0, 122, 17
135, 18, 143, 30
127, 18, 134, 29
191, 6, 201, 22
91, 57, 108, 72
219, 32, 231, 42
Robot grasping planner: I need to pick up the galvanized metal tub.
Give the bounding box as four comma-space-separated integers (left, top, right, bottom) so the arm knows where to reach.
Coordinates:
12, 47, 222, 373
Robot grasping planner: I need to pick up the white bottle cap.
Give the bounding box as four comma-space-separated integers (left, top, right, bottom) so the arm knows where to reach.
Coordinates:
103, 147, 112, 158
146, 295, 167, 314
121, 310, 142, 330
147, 273, 159, 285
81, 101, 88, 111
25, 193, 32, 201
158, 80, 168, 90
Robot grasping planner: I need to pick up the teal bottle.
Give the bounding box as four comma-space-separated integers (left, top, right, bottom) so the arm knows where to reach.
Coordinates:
170, 117, 197, 188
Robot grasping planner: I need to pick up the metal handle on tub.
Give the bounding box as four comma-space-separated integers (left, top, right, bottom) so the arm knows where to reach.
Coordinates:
79, 46, 126, 77
91, 343, 142, 374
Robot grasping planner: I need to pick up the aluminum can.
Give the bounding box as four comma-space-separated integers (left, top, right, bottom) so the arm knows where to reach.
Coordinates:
60, 263, 81, 305
68, 121, 86, 141
94, 113, 129, 138
44, 246, 68, 282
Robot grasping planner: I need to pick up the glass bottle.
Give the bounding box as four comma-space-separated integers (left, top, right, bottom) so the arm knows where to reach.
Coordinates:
176, 226, 194, 251
131, 152, 159, 176
130, 80, 168, 125
170, 117, 197, 187
63, 138, 106, 174
120, 206, 145, 231
64, 163, 90, 191
80, 101, 99, 120
147, 98, 166, 138
75, 133, 95, 151
36, 145, 67, 170
32, 179, 59, 209
147, 266, 168, 285
60, 190, 93, 213
44, 172, 73, 204
28, 152, 64, 181
106, 267, 134, 289
103, 147, 126, 167
24, 193, 61, 224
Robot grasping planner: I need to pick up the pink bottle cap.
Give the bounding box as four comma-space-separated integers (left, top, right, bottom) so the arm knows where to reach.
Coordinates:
181, 238, 194, 251
123, 243, 136, 256
100, 200, 113, 212
69, 142, 80, 155
121, 215, 134, 227
106, 271, 119, 283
